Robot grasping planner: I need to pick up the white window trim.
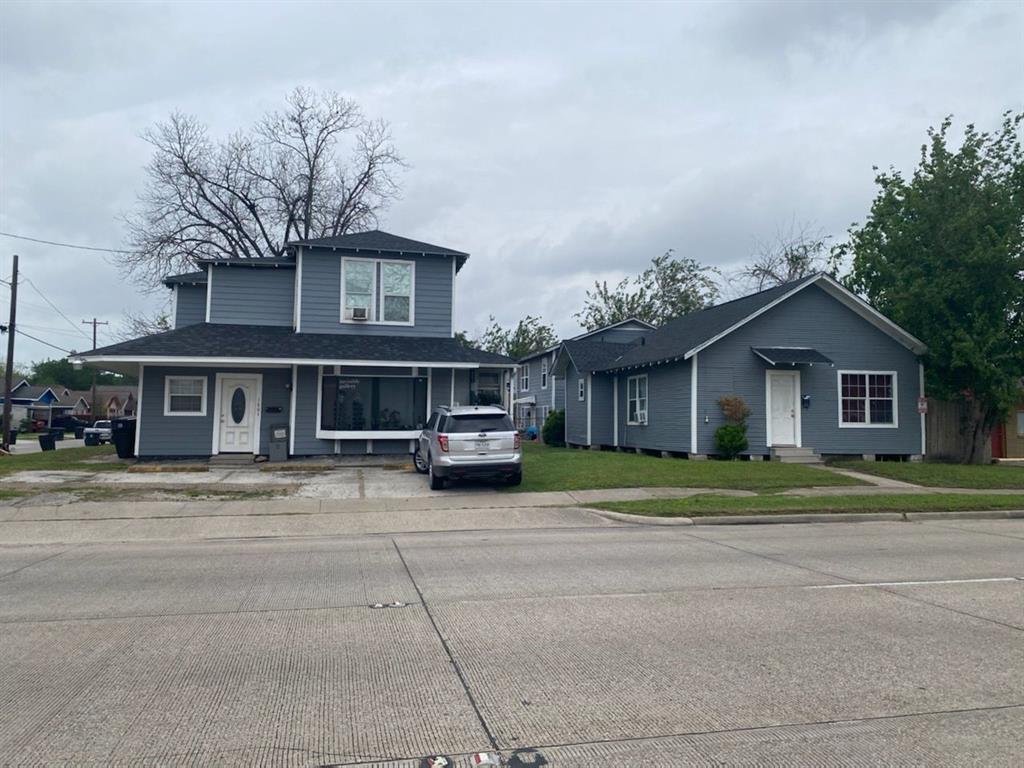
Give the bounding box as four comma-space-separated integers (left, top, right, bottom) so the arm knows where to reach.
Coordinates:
541, 359, 548, 389
1015, 411, 1024, 438
340, 257, 415, 326
577, 377, 586, 401
837, 370, 899, 429
626, 374, 648, 426
163, 375, 208, 417
519, 365, 530, 392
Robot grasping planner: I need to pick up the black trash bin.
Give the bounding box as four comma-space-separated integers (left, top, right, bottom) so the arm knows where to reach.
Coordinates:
84, 432, 100, 447
50, 428, 64, 442
38, 433, 56, 451
111, 417, 137, 459
7, 429, 17, 445
74, 426, 85, 439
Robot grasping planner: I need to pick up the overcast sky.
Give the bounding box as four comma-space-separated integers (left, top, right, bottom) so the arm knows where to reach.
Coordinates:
1, 0, 1020, 367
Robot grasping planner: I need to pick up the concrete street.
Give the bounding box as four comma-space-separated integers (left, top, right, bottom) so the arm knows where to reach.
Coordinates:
0, 510, 1021, 766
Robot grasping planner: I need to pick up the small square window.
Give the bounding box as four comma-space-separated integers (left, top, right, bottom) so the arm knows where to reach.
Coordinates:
578, 378, 586, 401
164, 376, 207, 416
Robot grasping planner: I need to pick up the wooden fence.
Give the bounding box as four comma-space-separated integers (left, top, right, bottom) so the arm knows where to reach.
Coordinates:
925, 397, 988, 462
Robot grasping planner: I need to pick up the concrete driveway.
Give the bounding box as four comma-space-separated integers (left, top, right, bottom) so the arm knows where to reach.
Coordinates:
0, 515, 1020, 766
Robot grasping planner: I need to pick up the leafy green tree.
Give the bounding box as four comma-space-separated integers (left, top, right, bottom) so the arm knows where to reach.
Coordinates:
453, 330, 478, 349
478, 315, 558, 360
836, 112, 1024, 463
29, 359, 134, 389
575, 250, 719, 330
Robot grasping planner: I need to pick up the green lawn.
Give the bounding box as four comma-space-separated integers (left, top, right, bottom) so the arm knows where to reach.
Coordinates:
0, 445, 124, 476
510, 443, 864, 493
596, 492, 1024, 518
835, 460, 1024, 489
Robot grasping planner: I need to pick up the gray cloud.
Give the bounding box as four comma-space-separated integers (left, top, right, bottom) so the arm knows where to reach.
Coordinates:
1, 0, 1020, 362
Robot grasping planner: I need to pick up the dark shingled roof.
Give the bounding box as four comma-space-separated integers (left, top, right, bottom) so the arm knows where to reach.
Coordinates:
76, 324, 514, 366
561, 339, 639, 372
162, 271, 208, 287
289, 229, 469, 270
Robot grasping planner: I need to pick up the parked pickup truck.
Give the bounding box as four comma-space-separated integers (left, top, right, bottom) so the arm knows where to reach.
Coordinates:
84, 420, 113, 444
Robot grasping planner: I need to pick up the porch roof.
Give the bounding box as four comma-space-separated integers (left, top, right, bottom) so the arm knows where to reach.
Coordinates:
751, 347, 833, 366
71, 323, 515, 368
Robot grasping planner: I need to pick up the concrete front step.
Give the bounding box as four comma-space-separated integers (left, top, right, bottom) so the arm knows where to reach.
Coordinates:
771, 447, 822, 465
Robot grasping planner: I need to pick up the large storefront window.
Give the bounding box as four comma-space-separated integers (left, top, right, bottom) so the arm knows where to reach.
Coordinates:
320, 375, 427, 431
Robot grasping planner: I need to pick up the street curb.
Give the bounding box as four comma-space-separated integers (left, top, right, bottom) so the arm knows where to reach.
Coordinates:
584, 508, 1024, 526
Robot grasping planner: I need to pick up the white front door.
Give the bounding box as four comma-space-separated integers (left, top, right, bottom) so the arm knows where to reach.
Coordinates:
768, 371, 800, 447
217, 375, 260, 453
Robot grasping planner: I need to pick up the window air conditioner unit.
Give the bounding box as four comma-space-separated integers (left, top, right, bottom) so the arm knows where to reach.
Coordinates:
351, 307, 368, 321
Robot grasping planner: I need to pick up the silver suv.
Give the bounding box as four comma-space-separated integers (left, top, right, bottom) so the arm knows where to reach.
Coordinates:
414, 405, 522, 490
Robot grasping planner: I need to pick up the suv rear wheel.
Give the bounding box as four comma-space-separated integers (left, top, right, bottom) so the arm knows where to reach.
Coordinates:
428, 458, 446, 491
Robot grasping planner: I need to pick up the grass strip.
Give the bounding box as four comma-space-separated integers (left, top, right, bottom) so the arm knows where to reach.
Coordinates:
595, 492, 1024, 518
508, 443, 864, 493
0, 445, 125, 476
832, 460, 1024, 489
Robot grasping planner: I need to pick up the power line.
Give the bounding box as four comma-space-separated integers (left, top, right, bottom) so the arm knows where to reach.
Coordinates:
15, 328, 74, 355
20, 275, 92, 342
0, 231, 132, 254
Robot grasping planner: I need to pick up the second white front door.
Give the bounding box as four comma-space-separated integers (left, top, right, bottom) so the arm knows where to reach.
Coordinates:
218, 375, 260, 453
768, 371, 799, 446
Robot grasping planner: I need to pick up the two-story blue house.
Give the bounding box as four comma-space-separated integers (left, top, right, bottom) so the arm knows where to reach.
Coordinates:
73, 231, 516, 459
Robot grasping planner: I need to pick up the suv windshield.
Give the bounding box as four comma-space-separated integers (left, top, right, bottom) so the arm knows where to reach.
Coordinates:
446, 413, 514, 433
95, 421, 111, 428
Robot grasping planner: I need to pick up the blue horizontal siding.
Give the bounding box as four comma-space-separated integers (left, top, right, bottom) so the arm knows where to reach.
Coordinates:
208, 266, 294, 327
174, 285, 207, 328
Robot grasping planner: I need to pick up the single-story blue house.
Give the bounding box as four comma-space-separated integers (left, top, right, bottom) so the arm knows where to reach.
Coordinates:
553, 273, 928, 461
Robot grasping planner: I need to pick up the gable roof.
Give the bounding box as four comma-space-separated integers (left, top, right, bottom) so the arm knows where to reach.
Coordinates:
557, 339, 639, 374
162, 271, 208, 287
290, 229, 470, 271
72, 323, 515, 367
517, 318, 657, 364
559, 273, 925, 373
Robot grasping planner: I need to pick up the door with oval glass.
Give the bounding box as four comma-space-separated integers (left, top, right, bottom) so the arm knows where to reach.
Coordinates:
217, 374, 261, 453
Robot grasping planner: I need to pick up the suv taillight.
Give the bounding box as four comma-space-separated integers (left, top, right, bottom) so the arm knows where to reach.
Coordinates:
438, 434, 449, 452
514, 433, 521, 449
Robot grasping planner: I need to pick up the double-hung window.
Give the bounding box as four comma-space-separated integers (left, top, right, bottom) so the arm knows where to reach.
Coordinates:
519, 365, 529, 392
627, 374, 648, 425
341, 258, 414, 324
577, 378, 586, 401
541, 359, 548, 389
839, 371, 896, 427
164, 376, 207, 416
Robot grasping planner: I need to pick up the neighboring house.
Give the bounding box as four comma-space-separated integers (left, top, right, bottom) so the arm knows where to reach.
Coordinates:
553, 273, 928, 461
991, 383, 1024, 460
72, 230, 516, 459
92, 386, 138, 417
0, 382, 61, 426
513, 319, 654, 432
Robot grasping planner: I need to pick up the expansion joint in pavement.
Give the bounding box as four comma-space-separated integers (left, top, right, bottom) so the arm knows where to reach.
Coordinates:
390, 537, 499, 752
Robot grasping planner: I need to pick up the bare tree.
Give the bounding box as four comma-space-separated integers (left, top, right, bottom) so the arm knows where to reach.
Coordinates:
122, 87, 404, 286
116, 309, 172, 341
739, 222, 832, 292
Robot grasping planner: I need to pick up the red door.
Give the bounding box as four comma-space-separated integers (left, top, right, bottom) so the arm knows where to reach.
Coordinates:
991, 423, 1005, 459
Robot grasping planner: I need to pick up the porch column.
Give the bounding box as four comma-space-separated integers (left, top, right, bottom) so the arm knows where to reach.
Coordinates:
450, 367, 456, 406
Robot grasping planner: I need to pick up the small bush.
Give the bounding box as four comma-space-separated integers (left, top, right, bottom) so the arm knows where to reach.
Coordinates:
715, 423, 748, 459
542, 409, 566, 447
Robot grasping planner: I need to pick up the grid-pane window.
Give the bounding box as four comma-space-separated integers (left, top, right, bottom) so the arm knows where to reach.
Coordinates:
519, 366, 529, 391
840, 372, 895, 426
627, 375, 648, 425
541, 359, 548, 389
381, 262, 412, 322
165, 376, 206, 415
343, 261, 375, 319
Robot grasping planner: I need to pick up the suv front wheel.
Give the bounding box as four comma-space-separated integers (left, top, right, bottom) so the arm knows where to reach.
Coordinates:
428, 458, 446, 491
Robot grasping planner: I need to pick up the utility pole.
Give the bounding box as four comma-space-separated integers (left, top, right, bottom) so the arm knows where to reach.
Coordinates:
82, 317, 109, 422
2, 255, 18, 452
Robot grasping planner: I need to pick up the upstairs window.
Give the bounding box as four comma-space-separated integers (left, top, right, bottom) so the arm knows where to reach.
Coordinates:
519, 365, 529, 391
341, 258, 414, 324
839, 371, 896, 427
578, 377, 586, 401
627, 374, 648, 425
541, 359, 549, 389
